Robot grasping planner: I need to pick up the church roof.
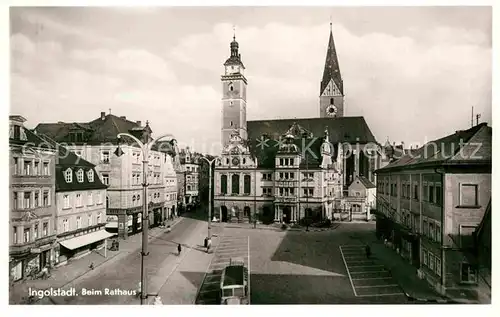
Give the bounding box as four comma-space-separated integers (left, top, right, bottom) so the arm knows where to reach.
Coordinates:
248, 116, 376, 145
320, 27, 343, 95
246, 117, 376, 168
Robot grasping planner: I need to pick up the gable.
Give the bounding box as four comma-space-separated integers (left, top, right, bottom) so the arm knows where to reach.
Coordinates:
321, 78, 342, 97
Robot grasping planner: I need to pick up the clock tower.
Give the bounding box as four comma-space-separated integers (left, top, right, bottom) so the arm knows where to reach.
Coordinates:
320, 23, 344, 118
221, 34, 248, 148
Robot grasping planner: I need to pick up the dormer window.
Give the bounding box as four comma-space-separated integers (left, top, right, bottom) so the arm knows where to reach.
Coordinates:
64, 168, 72, 183
87, 170, 94, 182
101, 150, 110, 164
77, 169, 84, 183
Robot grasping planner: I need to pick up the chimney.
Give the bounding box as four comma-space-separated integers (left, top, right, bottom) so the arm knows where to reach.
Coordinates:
120, 116, 126, 120
136, 120, 142, 126
100, 112, 106, 120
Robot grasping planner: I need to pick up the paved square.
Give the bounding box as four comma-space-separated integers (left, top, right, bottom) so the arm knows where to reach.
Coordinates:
339, 245, 405, 298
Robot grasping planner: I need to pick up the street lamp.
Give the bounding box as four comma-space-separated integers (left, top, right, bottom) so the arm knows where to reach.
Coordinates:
200, 156, 219, 240
116, 131, 175, 305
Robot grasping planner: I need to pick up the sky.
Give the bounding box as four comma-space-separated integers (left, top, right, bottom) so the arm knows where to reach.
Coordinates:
9, 6, 492, 154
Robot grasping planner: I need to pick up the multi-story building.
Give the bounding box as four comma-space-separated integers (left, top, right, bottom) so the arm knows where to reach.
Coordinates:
474, 199, 491, 303
36, 134, 110, 264
9, 115, 58, 282
179, 147, 200, 208
156, 140, 179, 219
34, 112, 177, 239
213, 27, 380, 223
341, 175, 376, 221
374, 122, 492, 303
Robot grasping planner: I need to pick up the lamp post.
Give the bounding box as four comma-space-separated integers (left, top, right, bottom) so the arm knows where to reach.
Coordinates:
200, 156, 219, 240
116, 131, 175, 305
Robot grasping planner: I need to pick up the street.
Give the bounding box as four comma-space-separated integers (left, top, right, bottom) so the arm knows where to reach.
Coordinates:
47, 216, 218, 304
20, 216, 439, 305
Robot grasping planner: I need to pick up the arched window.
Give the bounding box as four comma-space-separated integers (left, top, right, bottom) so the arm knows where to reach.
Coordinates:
244, 175, 251, 195
137, 194, 140, 202
64, 168, 72, 183
330, 98, 334, 104
232, 174, 240, 194
221, 175, 228, 194
132, 195, 136, 203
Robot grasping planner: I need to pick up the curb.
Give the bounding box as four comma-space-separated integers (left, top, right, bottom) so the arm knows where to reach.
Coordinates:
23, 250, 123, 305
405, 293, 459, 304
24, 217, 185, 305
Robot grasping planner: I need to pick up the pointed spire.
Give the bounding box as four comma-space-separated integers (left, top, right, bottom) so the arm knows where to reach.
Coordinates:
320, 23, 343, 95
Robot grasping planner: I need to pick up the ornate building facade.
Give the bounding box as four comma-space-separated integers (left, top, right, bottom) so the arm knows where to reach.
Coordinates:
34, 112, 178, 239
214, 27, 381, 223
9, 115, 58, 281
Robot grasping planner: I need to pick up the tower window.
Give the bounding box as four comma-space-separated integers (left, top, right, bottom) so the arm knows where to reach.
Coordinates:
230, 121, 233, 127
230, 85, 234, 91
330, 98, 334, 104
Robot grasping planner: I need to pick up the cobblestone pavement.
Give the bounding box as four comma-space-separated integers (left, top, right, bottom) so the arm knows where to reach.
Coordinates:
195, 235, 249, 304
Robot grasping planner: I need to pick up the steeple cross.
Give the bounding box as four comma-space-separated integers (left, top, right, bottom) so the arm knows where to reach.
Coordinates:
233, 25, 236, 40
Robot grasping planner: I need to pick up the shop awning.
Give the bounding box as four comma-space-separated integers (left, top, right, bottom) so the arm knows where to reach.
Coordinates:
59, 230, 115, 250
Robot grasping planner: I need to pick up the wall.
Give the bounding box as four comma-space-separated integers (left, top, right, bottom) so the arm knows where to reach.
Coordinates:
10, 147, 57, 248
56, 189, 107, 233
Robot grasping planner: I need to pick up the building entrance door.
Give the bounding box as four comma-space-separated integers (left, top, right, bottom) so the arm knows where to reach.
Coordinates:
221, 206, 228, 222
283, 206, 291, 224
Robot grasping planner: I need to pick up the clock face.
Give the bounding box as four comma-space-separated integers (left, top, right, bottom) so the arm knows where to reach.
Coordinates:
326, 105, 338, 116
232, 157, 240, 166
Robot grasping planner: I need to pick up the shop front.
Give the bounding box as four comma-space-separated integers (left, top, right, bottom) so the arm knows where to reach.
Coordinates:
58, 229, 115, 262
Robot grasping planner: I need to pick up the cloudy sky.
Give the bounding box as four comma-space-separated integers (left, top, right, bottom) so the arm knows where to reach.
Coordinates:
10, 6, 492, 154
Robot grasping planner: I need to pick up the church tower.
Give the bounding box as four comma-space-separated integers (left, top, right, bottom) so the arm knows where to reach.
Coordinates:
221, 33, 248, 148
319, 23, 344, 118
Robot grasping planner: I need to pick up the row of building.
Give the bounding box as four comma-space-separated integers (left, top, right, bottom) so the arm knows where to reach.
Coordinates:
374, 122, 492, 303
210, 27, 381, 225
9, 113, 202, 282
211, 26, 491, 304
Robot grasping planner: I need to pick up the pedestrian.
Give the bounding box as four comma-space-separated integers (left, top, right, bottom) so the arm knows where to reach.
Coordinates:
365, 245, 371, 259
177, 243, 182, 256
89, 262, 94, 270
40, 266, 49, 279
137, 282, 142, 297
153, 295, 162, 305
206, 238, 212, 253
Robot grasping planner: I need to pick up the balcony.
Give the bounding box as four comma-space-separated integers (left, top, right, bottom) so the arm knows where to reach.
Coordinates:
275, 196, 298, 203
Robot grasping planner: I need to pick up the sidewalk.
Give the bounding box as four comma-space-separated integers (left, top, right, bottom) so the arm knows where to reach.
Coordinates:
10, 217, 184, 305
146, 222, 225, 305
368, 240, 447, 302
